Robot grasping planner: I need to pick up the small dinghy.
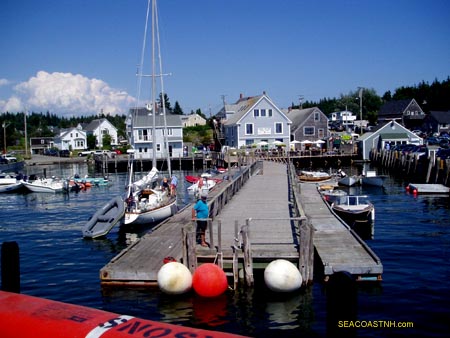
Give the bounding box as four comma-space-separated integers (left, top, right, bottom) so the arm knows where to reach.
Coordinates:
82, 196, 125, 239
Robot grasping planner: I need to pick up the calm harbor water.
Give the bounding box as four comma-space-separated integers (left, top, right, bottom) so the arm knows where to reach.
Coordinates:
0, 163, 449, 337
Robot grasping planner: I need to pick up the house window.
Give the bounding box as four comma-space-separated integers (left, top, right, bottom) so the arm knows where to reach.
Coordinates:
275, 123, 283, 134
143, 130, 148, 141
261, 109, 266, 117
156, 144, 161, 151
304, 127, 315, 135
245, 123, 254, 135
246, 139, 254, 145
70, 133, 73, 138
254, 109, 260, 117
102, 129, 109, 135
138, 130, 143, 141
314, 112, 320, 121
268, 109, 272, 117
167, 128, 173, 136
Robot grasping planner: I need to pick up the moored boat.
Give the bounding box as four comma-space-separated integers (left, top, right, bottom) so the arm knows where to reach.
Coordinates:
319, 186, 348, 204
331, 195, 375, 239
0, 173, 24, 193
361, 170, 388, 187
22, 177, 66, 193
299, 171, 332, 183
82, 196, 125, 238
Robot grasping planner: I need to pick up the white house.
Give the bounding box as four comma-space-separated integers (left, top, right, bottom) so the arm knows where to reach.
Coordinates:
330, 110, 357, 128
216, 92, 291, 148
127, 107, 183, 160
180, 113, 206, 127
84, 118, 118, 148
53, 127, 87, 151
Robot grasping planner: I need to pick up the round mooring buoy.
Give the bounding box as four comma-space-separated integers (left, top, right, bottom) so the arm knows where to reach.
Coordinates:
192, 263, 228, 297
264, 259, 302, 292
157, 262, 192, 295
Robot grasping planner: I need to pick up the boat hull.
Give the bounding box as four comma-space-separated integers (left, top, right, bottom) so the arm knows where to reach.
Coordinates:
361, 176, 388, 187
83, 196, 125, 238
124, 197, 177, 225
22, 180, 65, 193
338, 175, 359, 187
0, 182, 23, 193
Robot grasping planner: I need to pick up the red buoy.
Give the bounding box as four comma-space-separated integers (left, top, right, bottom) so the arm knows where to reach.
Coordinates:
192, 263, 228, 297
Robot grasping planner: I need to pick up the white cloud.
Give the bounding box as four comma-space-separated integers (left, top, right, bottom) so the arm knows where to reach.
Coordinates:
0, 79, 10, 86
0, 71, 135, 116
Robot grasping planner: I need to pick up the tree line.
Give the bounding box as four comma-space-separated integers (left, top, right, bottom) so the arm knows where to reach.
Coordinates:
1, 77, 449, 151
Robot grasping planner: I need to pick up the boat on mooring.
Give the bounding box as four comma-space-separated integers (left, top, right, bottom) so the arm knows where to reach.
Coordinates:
298, 170, 332, 183
22, 177, 66, 193
331, 195, 375, 239
361, 170, 388, 187
0, 173, 24, 193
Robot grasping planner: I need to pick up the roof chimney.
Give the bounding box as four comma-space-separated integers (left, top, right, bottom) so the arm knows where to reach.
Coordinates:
240, 93, 243, 99
263, 91, 266, 95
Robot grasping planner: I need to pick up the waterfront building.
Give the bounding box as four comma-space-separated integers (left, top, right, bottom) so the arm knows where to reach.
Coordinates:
83, 118, 118, 148
378, 98, 425, 130
215, 92, 291, 149
357, 120, 423, 160
286, 107, 330, 143
53, 127, 87, 151
423, 110, 450, 136
127, 107, 183, 160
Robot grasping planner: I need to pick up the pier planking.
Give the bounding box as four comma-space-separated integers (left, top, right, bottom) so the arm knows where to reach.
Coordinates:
300, 182, 383, 280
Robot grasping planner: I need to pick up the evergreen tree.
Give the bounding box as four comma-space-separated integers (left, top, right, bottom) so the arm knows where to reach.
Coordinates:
173, 101, 184, 115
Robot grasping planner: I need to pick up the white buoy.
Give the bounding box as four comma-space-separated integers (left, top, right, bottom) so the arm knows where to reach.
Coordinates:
157, 262, 192, 295
264, 259, 302, 292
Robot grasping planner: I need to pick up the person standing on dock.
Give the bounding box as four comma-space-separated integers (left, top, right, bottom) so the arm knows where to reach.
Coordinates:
192, 191, 209, 247
170, 174, 178, 196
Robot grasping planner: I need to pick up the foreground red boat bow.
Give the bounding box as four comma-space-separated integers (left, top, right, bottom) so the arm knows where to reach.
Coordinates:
0, 291, 247, 338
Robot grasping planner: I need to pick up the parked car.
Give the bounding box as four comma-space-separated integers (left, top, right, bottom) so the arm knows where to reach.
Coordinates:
59, 150, 70, 157
426, 136, 440, 146
0, 154, 17, 163
436, 148, 450, 159
44, 149, 58, 156
439, 139, 449, 149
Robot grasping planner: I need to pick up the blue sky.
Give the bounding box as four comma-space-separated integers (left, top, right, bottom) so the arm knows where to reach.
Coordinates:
1, 0, 449, 117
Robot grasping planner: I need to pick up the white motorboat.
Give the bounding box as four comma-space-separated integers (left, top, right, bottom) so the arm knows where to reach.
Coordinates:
187, 174, 217, 196
82, 196, 125, 238
22, 177, 66, 193
331, 195, 375, 239
361, 170, 388, 187
0, 174, 23, 193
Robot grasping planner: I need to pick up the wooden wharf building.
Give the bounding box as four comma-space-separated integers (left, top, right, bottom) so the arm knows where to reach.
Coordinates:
100, 160, 383, 289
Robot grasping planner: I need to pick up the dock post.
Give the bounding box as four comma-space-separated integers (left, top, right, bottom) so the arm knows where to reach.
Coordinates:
1, 241, 20, 293
299, 219, 314, 285
242, 220, 254, 287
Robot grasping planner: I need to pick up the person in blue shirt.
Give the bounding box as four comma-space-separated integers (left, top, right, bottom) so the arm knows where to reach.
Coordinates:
192, 191, 209, 247
170, 174, 178, 196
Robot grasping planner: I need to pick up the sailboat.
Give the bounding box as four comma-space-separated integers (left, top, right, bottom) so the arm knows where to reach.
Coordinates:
123, 0, 177, 226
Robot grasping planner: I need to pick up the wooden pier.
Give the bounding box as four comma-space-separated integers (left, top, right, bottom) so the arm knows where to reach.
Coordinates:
299, 182, 383, 281
100, 160, 382, 288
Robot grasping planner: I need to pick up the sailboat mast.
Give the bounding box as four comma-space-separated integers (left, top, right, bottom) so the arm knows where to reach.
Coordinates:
155, 1, 171, 176
151, 0, 157, 169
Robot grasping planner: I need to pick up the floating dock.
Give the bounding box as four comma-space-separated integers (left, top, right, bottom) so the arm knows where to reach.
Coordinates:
407, 183, 450, 194
299, 182, 383, 281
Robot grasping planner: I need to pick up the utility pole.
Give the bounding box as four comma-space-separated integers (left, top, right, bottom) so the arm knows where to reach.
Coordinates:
24, 111, 28, 158
358, 87, 364, 135
298, 95, 304, 109
2, 122, 9, 154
